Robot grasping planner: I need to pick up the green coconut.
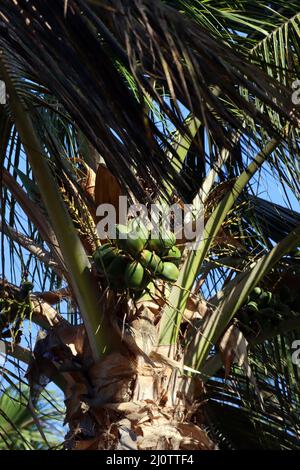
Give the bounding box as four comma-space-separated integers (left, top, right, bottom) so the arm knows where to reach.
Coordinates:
247, 301, 259, 312
162, 246, 181, 265
258, 290, 272, 307
147, 236, 164, 253
124, 261, 145, 289
140, 250, 164, 276
106, 255, 129, 289
130, 276, 154, 300
114, 224, 129, 247
115, 223, 147, 255
159, 230, 176, 251
128, 220, 149, 243
250, 286, 262, 301
160, 262, 179, 283
148, 229, 176, 253
93, 244, 119, 273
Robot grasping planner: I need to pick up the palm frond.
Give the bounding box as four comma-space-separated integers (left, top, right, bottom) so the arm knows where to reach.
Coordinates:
0, 0, 298, 202
0, 384, 64, 450
245, 195, 300, 243
204, 327, 300, 449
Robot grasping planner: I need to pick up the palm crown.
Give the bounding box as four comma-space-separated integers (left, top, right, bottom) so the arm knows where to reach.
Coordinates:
0, 0, 299, 450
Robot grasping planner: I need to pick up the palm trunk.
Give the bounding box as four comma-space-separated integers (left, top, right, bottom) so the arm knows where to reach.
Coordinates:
62, 316, 216, 450
67, 362, 215, 450
27, 291, 215, 451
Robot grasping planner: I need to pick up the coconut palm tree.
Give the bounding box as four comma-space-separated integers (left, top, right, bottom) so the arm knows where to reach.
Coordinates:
0, 0, 300, 450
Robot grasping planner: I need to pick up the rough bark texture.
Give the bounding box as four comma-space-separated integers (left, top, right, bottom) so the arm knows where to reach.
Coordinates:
2, 280, 215, 450
33, 306, 215, 450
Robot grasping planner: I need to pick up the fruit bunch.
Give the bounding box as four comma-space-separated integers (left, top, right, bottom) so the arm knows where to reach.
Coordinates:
93, 221, 181, 292
239, 285, 300, 331
246, 286, 273, 313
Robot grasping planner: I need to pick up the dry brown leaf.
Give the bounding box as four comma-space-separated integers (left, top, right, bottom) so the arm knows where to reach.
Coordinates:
89, 353, 136, 404
218, 325, 246, 377
82, 163, 96, 200
177, 423, 217, 450
56, 324, 87, 358
94, 164, 123, 222
71, 157, 96, 201
74, 438, 98, 451
184, 297, 208, 321
35, 287, 71, 305
64, 382, 89, 425
218, 325, 263, 407
116, 419, 138, 450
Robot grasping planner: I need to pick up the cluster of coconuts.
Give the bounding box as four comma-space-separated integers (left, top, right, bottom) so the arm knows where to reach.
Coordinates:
93, 220, 181, 292
245, 286, 273, 313
239, 285, 300, 330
